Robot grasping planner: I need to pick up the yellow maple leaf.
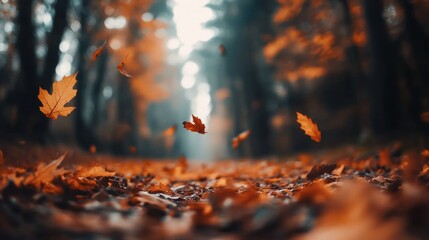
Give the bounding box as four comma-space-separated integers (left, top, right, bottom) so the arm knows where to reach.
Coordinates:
296, 112, 321, 142
38, 73, 78, 120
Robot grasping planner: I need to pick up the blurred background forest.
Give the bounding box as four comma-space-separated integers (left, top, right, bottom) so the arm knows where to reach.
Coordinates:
0, 0, 429, 160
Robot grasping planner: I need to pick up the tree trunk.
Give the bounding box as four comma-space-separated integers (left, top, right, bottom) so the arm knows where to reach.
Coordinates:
40, 0, 71, 90
15, 0, 43, 137
339, 0, 369, 136
75, 0, 95, 149
397, 0, 429, 124
361, 0, 400, 135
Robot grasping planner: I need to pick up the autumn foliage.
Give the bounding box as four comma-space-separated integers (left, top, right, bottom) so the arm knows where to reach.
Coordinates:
183, 115, 207, 134
38, 73, 78, 120
296, 112, 321, 142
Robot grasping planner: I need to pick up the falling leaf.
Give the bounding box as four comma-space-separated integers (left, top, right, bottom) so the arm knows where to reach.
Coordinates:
215, 88, 230, 101
163, 125, 177, 137
38, 73, 78, 120
296, 112, 321, 142
117, 54, 132, 78
232, 130, 251, 149
183, 115, 207, 134
89, 145, 97, 154
24, 154, 67, 188
91, 41, 107, 61
129, 146, 137, 153
219, 44, 226, 56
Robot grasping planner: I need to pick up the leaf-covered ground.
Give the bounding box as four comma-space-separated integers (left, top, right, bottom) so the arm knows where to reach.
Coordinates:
0, 142, 429, 239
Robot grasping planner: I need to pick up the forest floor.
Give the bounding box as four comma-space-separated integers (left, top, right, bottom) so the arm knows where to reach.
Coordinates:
0, 140, 428, 239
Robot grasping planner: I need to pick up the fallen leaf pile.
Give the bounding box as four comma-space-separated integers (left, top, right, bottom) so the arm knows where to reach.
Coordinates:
1, 144, 429, 239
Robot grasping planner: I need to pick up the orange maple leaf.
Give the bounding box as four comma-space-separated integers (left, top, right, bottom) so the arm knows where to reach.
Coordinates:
117, 54, 132, 78
38, 73, 78, 120
232, 130, 251, 149
91, 40, 107, 61
296, 112, 321, 142
183, 115, 207, 134
24, 153, 67, 188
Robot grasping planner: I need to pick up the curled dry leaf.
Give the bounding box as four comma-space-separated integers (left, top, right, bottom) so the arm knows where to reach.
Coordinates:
219, 44, 226, 56
183, 115, 207, 134
296, 112, 321, 142
163, 125, 177, 137
306, 164, 337, 180
91, 41, 107, 61
379, 148, 391, 167
89, 144, 96, 154
232, 130, 251, 149
76, 165, 116, 178
24, 154, 67, 188
38, 73, 78, 120
117, 54, 132, 78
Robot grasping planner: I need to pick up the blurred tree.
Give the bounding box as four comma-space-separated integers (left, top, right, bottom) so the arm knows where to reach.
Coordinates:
15, 0, 70, 139
221, 1, 275, 157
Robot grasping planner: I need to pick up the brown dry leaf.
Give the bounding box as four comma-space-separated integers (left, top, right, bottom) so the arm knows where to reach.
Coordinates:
117, 54, 133, 78
174, 155, 188, 175
219, 44, 226, 56
147, 183, 175, 195
91, 41, 107, 61
129, 146, 137, 153
379, 148, 391, 167
232, 130, 251, 149
421, 149, 429, 158
76, 165, 116, 178
296, 112, 321, 142
24, 154, 67, 188
163, 125, 177, 137
307, 164, 337, 180
89, 145, 96, 154
332, 164, 345, 175
183, 115, 207, 134
38, 73, 78, 120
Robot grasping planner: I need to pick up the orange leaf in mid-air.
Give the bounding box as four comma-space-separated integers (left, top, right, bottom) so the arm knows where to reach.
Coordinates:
38, 73, 78, 120
183, 115, 207, 134
232, 130, 251, 149
163, 125, 177, 137
219, 44, 226, 56
117, 54, 132, 78
296, 112, 321, 142
91, 41, 107, 61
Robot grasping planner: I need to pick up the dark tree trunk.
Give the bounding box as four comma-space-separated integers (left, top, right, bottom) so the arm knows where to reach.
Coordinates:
339, 0, 369, 135
361, 0, 400, 135
15, 0, 43, 136
224, 1, 272, 157
15, 0, 70, 138
91, 50, 108, 130
75, 0, 95, 149
40, 0, 71, 90
397, 0, 429, 124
